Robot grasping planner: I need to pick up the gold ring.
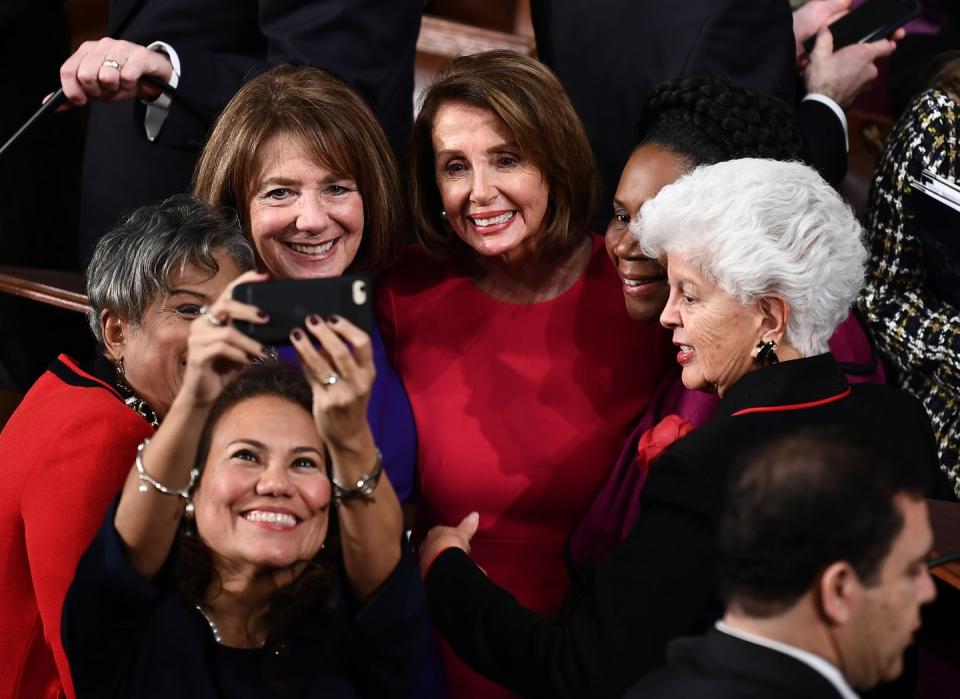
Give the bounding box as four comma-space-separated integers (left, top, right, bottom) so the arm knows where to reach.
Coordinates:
102, 58, 122, 71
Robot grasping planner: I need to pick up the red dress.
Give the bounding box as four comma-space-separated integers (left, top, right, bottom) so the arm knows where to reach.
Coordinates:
377, 236, 671, 697
0, 355, 153, 699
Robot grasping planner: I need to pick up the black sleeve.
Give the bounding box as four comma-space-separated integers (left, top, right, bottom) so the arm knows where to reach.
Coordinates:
61, 502, 176, 699
142, 0, 421, 156
798, 98, 849, 186
425, 451, 722, 699
683, 0, 798, 102
347, 544, 430, 698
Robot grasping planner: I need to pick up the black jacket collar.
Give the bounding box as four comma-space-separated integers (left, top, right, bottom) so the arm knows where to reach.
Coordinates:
719, 354, 850, 418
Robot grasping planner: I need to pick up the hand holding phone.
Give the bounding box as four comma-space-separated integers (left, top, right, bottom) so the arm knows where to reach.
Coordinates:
232, 275, 374, 345
801, 0, 919, 55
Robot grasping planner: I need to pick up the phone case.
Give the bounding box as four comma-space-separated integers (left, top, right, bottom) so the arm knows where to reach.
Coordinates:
232, 275, 374, 345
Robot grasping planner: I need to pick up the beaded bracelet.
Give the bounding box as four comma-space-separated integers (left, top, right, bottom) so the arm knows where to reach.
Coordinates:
135, 438, 199, 505
331, 448, 383, 506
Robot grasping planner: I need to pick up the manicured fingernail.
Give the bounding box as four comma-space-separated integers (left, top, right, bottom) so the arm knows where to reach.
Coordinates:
291, 329, 303, 341
307, 314, 321, 325
327, 315, 339, 324
257, 310, 269, 320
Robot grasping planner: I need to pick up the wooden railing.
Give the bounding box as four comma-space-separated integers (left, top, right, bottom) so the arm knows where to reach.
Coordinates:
0, 267, 88, 314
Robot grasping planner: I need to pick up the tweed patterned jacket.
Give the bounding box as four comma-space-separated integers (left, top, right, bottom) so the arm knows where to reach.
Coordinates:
858, 88, 960, 499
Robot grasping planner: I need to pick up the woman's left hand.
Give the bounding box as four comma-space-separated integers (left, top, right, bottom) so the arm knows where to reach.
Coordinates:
290, 315, 376, 451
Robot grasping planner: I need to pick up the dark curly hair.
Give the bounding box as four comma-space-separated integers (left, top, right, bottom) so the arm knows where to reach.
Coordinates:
177, 362, 339, 655
633, 76, 808, 167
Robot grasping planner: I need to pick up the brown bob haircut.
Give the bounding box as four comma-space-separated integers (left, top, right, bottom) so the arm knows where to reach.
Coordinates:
411, 50, 600, 261
193, 64, 406, 273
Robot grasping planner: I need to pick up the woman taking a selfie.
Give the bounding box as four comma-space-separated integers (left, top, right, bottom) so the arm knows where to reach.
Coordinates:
0, 196, 253, 699
62, 278, 427, 698
192, 64, 416, 503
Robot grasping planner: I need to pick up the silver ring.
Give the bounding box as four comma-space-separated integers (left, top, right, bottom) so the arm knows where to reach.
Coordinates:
199, 305, 225, 327
321, 372, 340, 386
102, 58, 122, 71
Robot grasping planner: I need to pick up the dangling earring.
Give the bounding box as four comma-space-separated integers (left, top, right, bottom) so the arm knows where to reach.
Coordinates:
440, 210, 447, 220
755, 340, 779, 367
113, 356, 125, 379
184, 499, 195, 519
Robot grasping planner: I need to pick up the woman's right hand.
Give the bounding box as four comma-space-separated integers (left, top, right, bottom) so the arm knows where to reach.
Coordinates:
177, 271, 269, 408
58, 38, 174, 106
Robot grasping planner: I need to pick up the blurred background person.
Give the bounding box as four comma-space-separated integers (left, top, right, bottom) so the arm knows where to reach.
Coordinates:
377, 50, 671, 697
626, 429, 936, 699
530, 0, 900, 223
193, 64, 416, 504
0, 195, 254, 699
858, 54, 960, 501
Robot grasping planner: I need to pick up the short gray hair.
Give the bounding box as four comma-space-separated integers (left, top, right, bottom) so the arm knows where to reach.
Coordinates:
633, 159, 866, 357
86, 194, 255, 346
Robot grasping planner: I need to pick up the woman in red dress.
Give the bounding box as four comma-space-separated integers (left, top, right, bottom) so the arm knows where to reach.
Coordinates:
376, 50, 671, 698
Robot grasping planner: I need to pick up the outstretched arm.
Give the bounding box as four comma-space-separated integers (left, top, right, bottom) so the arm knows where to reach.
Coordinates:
114, 271, 267, 579
291, 316, 403, 602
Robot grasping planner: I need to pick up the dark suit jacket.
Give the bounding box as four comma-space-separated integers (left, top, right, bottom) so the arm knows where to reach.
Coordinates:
78, 0, 421, 258
530, 0, 847, 214
425, 354, 945, 699
625, 628, 847, 699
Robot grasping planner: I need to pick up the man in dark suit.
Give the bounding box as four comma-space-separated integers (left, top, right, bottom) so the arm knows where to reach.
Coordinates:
57, 0, 421, 261
529, 0, 898, 211
625, 430, 936, 698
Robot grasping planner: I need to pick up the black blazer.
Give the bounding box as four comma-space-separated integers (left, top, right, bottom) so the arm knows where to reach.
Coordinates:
78, 0, 421, 257
530, 0, 847, 213
625, 628, 847, 699
425, 354, 945, 699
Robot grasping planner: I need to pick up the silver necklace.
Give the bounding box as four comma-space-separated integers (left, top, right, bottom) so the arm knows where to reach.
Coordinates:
195, 604, 223, 644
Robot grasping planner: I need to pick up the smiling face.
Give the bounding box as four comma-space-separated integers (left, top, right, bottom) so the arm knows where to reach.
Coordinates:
114, 250, 242, 416
248, 132, 364, 279
605, 143, 690, 322
659, 253, 766, 396
841, 495, 936, 689
192, 394, 331, 579
432, 101, 550, 262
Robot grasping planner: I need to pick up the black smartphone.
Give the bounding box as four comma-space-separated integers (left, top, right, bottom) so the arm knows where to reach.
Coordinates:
231, 275, 374, 344
802, 0, 920, 55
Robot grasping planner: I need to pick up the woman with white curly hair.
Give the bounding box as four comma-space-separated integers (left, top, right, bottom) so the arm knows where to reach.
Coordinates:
416, 158, 948, 699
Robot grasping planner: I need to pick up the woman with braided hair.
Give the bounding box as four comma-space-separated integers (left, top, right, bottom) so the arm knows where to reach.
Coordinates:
416, 77, 891, 699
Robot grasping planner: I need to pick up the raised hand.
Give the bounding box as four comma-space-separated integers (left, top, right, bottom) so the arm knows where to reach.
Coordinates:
804, 28, 898, 109
289, 315, 376, 451
178, 271, 269, 408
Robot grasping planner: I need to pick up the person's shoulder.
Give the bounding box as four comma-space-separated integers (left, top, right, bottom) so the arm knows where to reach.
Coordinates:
3, 358, 134, 430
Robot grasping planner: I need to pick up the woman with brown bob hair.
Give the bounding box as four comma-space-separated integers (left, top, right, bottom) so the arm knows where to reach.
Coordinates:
377, 50, 671, 698
193, 63, 405, 274
192, 64, 417, 505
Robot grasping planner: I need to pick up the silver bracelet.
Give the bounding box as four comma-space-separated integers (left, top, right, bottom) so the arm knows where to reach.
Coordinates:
135, 438, 198, 500
331, 448, 383, 506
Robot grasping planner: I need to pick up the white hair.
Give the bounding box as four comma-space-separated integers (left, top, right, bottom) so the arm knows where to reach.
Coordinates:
633, 158, 866, 357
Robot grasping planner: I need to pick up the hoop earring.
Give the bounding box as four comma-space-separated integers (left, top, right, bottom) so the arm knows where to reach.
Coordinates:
755, 340, 779, 367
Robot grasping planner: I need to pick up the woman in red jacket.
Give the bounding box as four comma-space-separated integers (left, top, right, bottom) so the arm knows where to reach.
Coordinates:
0, 194, 254, 699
